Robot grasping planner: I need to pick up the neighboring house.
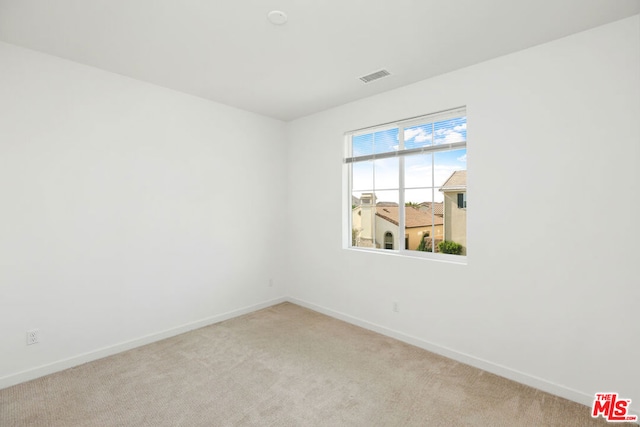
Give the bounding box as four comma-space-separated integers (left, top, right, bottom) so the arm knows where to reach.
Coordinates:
439, 170, 467, 255
352, 193, 443, 250
376, 206, 443, 250
418, 201, 443, 217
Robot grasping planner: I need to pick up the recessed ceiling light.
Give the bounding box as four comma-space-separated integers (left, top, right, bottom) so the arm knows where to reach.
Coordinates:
267, 10, 288, 25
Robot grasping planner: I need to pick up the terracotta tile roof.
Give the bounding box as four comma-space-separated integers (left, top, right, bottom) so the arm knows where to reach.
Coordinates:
376, 206, 443, 228
440, 170, 467, 191
419, 202, 443, 216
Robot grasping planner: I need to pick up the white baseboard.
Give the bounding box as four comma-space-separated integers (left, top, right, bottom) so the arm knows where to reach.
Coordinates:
0, 297, 286, 390
287, 297, 640, 421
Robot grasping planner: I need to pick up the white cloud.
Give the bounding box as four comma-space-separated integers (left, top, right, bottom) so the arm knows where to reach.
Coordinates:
404, 128, 422, 139
415, 133, 430, 143
457, 154, 467, 163
405, 127, 431, 143
434, 130, 464, 144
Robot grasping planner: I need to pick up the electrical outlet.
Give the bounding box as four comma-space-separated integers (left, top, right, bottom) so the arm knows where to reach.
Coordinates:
393, 301, 399, 313
27, 329, 39, 345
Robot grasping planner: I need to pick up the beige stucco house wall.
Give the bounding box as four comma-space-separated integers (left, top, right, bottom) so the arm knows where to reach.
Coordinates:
440, 170, 467, 255
405, 224, 444, 251
443, 193, 466, 253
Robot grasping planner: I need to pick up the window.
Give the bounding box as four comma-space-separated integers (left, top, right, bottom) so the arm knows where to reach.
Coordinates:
345, 107, 467, 259
384, 232, 394, 250
457, 193, 467, 209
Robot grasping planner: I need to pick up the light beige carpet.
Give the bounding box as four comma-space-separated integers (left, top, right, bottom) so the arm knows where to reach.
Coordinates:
0, 302, 627, 426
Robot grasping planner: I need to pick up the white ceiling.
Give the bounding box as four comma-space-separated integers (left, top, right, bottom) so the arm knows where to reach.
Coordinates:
1, 1, 638, 121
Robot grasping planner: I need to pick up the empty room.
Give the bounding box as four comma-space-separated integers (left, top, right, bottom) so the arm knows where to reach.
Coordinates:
1, 1, 639, 425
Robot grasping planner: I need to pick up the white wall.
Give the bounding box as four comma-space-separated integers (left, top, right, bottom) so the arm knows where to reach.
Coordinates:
0, 42, 287, 387
285, 15, 640, 414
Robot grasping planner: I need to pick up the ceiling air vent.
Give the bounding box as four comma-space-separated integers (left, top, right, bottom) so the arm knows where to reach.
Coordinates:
359, 69, 391, 83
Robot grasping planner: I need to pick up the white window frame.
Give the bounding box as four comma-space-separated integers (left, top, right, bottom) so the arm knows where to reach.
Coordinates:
343, 107, 467, 264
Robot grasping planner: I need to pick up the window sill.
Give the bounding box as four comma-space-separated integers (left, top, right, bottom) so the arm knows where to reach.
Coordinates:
345, 246, 467, 265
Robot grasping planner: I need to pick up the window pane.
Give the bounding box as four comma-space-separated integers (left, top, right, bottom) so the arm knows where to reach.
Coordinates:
405, 123, 433, 149
374, 157, 399, 189
352, 133, 373, 157
434, 149, 467, 187
436, 148, 467, 256
442, 189, 467, 255
404, 188, 432, 207
373, 190, 399, 250
351, 191, 366, 207
352, 161, 373, 191
351, 191, 375, 248
403, 189, 443, 252
351, 190, 399, 249
433, 116, 467, 145
404, 153, 432, 188
374, 190, 399, 207
373, 128, 399, 155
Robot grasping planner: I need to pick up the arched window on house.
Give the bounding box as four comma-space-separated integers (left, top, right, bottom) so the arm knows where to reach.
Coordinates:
384, 232, 393, 250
